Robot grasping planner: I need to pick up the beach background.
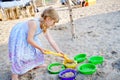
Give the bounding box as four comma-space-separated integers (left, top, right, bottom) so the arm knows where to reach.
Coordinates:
0, 0, 120, 80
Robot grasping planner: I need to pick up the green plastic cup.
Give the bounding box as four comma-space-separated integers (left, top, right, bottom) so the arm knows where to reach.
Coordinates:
78, 63, 96, 75
88, 56, 104, 65
47, 62, 66, 74
74, 53, 86, 63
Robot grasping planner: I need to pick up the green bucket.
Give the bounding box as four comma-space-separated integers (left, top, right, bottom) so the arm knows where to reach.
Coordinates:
74, 53, 86, 63
47, 62, 66, 74
78, 63, 96, 75
88, 56, 104, 65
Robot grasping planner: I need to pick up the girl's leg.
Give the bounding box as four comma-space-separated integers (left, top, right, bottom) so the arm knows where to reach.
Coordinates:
12, 74, 19, 80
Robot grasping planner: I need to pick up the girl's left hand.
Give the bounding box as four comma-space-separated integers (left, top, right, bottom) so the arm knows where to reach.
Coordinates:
59, 52, 65, 58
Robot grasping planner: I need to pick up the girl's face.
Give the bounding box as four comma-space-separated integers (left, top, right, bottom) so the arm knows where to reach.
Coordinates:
45, 17, 55, 28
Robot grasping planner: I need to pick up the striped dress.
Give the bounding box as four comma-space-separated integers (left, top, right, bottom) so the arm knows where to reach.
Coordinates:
8, 18, 44, 74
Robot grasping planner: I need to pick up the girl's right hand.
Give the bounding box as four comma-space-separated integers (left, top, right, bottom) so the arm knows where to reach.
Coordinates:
40, 48, 47, 54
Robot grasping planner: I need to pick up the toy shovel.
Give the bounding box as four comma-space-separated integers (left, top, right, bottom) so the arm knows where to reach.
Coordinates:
44, 50, 73, 62
44, 50, 63, 57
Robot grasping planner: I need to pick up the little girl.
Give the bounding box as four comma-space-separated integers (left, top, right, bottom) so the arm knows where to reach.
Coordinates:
9, 7, 64, 80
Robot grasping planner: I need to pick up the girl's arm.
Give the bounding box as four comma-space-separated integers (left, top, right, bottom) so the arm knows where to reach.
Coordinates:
43, 30, 63, 53
27, 20, 45, 53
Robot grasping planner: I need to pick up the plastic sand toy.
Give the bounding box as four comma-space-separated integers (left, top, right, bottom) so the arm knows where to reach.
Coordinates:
63, 60, 77, 69
74, 53, 86, 63
78, 63, 96, 75
59, 69, 77, 80
47, 62, 66, 74
88, 56, 104, 65
44, 50, 73, 62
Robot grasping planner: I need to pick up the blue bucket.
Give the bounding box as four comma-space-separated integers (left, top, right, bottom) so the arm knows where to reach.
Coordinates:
59, 69, 77, 80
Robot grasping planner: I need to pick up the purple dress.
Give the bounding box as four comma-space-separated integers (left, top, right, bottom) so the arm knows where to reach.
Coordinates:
8, 19, 44, 74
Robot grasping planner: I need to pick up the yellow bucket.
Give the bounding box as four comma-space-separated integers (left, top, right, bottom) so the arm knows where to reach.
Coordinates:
63, 60, 77, 69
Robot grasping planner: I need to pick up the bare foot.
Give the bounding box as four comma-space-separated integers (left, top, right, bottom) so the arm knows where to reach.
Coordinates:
12, 74, 19, 80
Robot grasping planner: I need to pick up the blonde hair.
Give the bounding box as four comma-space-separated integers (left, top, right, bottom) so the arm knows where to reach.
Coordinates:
41, 7, 59, 33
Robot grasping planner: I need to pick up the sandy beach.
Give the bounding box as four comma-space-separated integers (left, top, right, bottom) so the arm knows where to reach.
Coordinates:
0, 0, 120, 80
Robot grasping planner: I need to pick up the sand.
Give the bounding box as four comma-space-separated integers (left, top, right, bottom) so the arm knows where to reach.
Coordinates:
0, 0, 120, 80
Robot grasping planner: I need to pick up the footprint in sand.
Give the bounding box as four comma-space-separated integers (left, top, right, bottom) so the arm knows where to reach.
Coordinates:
112, 59, 120, 71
